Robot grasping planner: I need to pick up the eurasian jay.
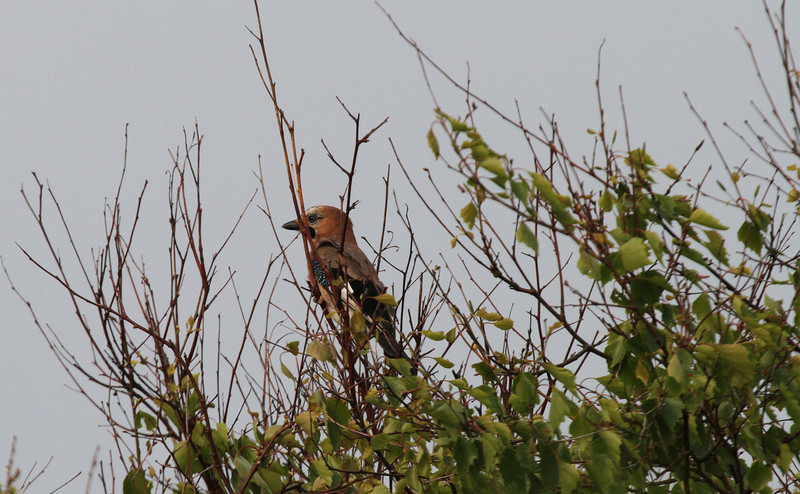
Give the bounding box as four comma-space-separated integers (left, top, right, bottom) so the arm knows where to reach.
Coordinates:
282, 205, 411, 365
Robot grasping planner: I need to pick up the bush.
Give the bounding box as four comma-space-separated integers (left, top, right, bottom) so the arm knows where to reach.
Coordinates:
12, 2, 800, 493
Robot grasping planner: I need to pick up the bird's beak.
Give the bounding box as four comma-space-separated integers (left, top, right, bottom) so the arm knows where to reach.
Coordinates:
282, 219, 300, 231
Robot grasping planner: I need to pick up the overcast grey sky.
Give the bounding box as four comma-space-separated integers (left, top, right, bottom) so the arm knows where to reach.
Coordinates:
2, 2, 797, 491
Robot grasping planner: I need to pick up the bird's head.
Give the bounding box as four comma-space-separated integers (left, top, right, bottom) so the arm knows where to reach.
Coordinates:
282, 205, 357, 245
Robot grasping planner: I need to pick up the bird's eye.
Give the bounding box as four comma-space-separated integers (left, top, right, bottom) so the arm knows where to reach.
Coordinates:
306, 213, 319, 224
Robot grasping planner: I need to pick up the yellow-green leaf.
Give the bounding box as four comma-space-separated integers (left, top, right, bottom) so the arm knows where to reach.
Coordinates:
703, 229, 729, 265
661, 164, 680, 180
619, 237, 650, 272
644, 231, 664, 261
479, 157, 507, 177
427, 127, 439, 159
308, 340, 335, 362
349, 309, 366, 335
516, 222, 538, 253
667, 352, 687, 392
493, 318, 514, 331
434, 357, 454, 368
598, 189, 615, 212
372, 293, 398, 307
558, 461, 580, 493
475, 308, 503, 321
422, 329, 446, 341
461, 202, 478, 229
635, 359, 649, 385
531, 173, 566, 213
296, 410, 313, 436
542, 363, 576, 393
688, 208, 728, 230
717, 343, 754, 385
280, 361, 295, 380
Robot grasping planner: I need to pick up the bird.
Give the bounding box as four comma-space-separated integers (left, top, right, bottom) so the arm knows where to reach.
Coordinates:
282, 205, 413, 367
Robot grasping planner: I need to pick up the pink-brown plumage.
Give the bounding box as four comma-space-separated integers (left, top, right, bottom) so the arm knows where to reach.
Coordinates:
283, 206, 410, 363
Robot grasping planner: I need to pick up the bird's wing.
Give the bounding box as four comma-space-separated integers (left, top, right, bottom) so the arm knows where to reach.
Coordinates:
313, 241, 407, 360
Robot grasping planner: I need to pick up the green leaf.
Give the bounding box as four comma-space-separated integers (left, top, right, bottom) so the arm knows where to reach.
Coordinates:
422, 329, 446, 341
530, 173, 574, 229
173, 440, 202, 475
287, 340, 300, 355
383, 376, 407, 399
493, 317, 514, 330
444, 114, 470, 133
540, 445, 559, 490
472, 361, 498, 382
428, 400, 462, 427
134, 410, 157, 432
478, 157, 507, 178
746, 461, 772, 491
666, 351, 688, 394
467, 385, 503, 414
692, 292, 712, 319
311, 458, 333, 486
717, 343, 754, 386
531, 173, 566, 213
448, 378, 469, 390
746, 203, 771, 230
280, 361, 295, 380
661, 163, 680, 180
157, 400, 181, 428
598, 189, 615, 212
516, 222, 539, 253
510, 372, 538, 412
549, 388, 573, 427
558, 461, 580, 493
454, 436, 478, 473
308, 340, 335, 362
737, 220, 764, 255
577, 247, 606, 282
371, 433, 391, 451
543, 363, 576, 393
324, 397, 351, 424
123, 469, 151, 494
460, 202, 478, 229
619, 237, 650, 272
689, 208, 728, 230
480, 433, 500, 470
427, 127, 439, 159
777, 443, 793, 473
296, 411, 313, 436
212, 423, 229, 454
644, 230, 664, 260
605, 332, 627, 367
372, 293, 398, 307
660, 398, 684, 428
469, 142, 490, 161
511, 180, 530, 203
599, 430, 622, 466
703, 229, 729, 265
634, 359, 650, 385
629, 270, 667, 308
475, 308, 503, 321
388, 357, 413, 376
626, 148, 656, 170
433, 357, 454, 368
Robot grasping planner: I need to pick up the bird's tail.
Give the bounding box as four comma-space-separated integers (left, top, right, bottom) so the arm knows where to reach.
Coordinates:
375, 321, 417, 375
